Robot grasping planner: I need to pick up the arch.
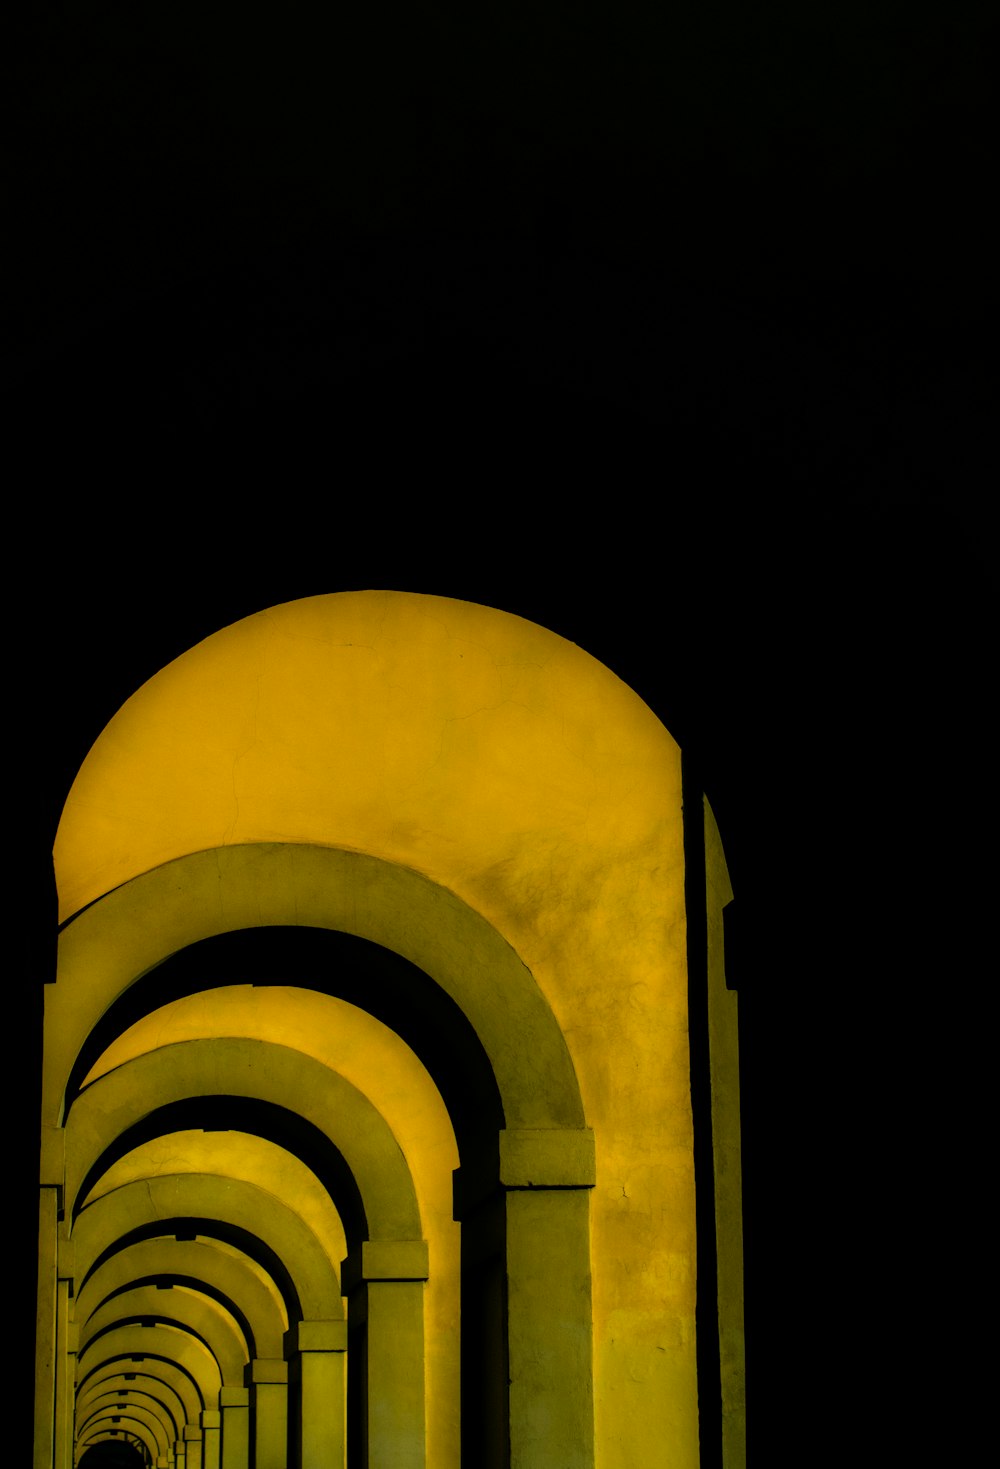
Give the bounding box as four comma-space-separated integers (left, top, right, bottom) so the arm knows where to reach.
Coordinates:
76, 1384, 180, 1442
80, 1285, 248, 1384
73, 1174, 343, 1320
74, 1098, 361, 1249
77, 1323, 221, 1401
68, 989, 460, 1469
47, 846, 585, 1136
78, 1420, 156, 1462
78, 1362, 200, 1430
66, 1038, 421, 1240
34, 588, 730, 1469
76, 1239, 287, 1360
78, 1130, 348, 1305
77, 1400, 170, 1459
71, 940, 497, 1164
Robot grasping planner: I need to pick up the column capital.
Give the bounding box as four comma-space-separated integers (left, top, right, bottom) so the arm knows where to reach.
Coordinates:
219, 1386, 249, 1408
243, 1357, 288, 1387
499, 1127, 596, 1188
200, 1410, 221, 1430
183, 1425, 203, 1442
284, 1319, 348, 1354
341, 1240, 429, 1293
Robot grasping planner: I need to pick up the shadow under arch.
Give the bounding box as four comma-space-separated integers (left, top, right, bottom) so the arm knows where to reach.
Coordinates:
78, 1431, 148, 1466
78, 1442, 145, 1468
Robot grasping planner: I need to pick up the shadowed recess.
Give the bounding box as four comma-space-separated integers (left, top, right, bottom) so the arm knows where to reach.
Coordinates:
79, 1441, 145, 1467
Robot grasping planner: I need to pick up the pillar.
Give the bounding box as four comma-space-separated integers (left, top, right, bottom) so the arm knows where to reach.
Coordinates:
183, 1424, 203, 1469
53, 1279, 71, 1469
201, 1410, 221, 1469
60, 1320, 79, 1469
55, 1235, 76, 1469
284, 1320, 347, 1469
220, 1386, 250, 1469
342, 1241, 429, 1469
175, 1441, 187, 1469
35, 1183, 59, 1469
500, 1128, 596, 1469
244, 1359, 288, 1469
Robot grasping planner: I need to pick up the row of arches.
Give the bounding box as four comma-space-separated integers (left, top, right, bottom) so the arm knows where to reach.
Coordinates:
44, 849, 595, 1468
36, 591, 743, 1468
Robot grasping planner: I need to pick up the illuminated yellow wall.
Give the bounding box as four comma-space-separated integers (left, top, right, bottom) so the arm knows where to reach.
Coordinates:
42, 590, 733, 1469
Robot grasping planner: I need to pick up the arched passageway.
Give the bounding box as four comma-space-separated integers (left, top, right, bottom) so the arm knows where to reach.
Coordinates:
35, 591, 744, 1469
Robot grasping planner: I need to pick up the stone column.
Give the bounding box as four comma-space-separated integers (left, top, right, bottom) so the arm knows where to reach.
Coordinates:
55, 1234, 77, 1469
35, 1187, 59, 1469
220, 1386, 250, 1469
284, 1320, 347, 1469
53, 1278, 72, 1469
342, 1241, 428, 1469
244, 1359, 288, 1469
500, 1128, 596, 1469
183, 1424, 203, 1469
175, 1440, 186, 1469
61, 1319, 79, 1469
201, 1409, 221, 1469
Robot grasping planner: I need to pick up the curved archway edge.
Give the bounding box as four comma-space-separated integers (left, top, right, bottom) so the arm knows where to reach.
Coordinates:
47, 843, 587, 1136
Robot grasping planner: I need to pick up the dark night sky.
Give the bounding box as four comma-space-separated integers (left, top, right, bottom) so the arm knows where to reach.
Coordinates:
9, 4, 992, 1458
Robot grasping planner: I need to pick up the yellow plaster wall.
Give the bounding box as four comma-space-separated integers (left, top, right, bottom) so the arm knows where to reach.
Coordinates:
54, 591, 698, 1468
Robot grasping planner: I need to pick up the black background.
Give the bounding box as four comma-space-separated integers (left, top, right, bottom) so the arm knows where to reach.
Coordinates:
9, 3, 993, 1460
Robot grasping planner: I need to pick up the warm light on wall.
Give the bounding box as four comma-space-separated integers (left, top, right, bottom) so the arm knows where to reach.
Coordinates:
36, 591, 742, 1469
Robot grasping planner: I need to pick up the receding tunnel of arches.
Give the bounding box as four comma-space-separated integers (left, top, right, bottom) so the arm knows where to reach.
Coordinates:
54, 925, 526, 1469
36, 591, 744, 1469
